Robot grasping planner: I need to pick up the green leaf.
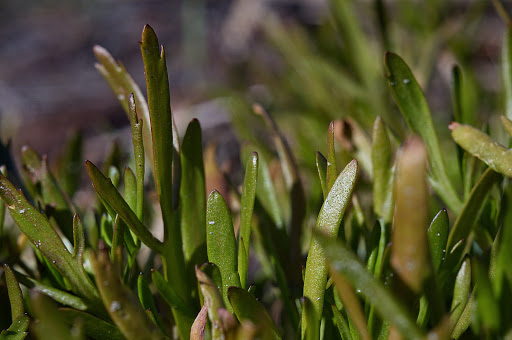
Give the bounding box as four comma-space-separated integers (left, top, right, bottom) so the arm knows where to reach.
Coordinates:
302, 297, 318, 340
331, 305, 352, 340
501, 115, 512, 138
315, 151, 327, 198
371, 116, 393, 222
451, 290, 475, 339
180, 119, 207, 267
474, 260, 500, 331
450, 258, 471, 329
3, 266, 24, 321
326, 122, 337, 192
31, 291, 74, 340
228, 287, 281, 340
86, 161, 163, 253
207, 190, 241, 309
302, 160, 358, 337
385, 52, 462, 213
139, 24, 188, 301
428, 209, 449, 274
93, 45, 153, 166
318, 234, 425, 339
56, 131, 83, 197
0, 175, 99, 304
151, 269, 197, 317
128, 94, 145, 221
446, 167, 501, 254
0, 314, 29, 340
137, 273, 166, 333
450, 122, 512, 177
238, 152, 258, 289
503, 28, 512, 120
59, 308, 125, 340
72, 214, 85, 266
90, 243, 167, 340
391, 137, 431, 293
20, 146, 75, 241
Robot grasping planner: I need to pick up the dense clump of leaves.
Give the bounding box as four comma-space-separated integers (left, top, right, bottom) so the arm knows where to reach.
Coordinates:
2, 3, 512, 340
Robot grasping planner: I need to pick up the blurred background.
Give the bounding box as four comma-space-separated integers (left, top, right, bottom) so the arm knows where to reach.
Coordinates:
0, 0, 508, 177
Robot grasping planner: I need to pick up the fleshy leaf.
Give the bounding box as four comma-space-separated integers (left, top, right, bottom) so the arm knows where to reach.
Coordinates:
0, 175, 99, 304
3, 266, 24, 321
427, 209, 449, 274
137, 273, 166, 333
128, 95, 145, 221
31, 291, 74, 340
318, 233, 425, 339
59, 308, 125, 340
238, 152, 258, 289
151, 269, 197, 317
450, 258, 471, 329
206, 190, 241, 309
302, 160, 358, 336
180, 119, 207, 267
391, 137, 430, 293
0, 314, 29, 340
371, 116, 393, 222
227, 286, 281, 340
90, 243, 166, 340
446, 167, 501, 254
385, 52, 462, 213
315, 151, 327, 198
20, 146, 75, 240
450, 122, 512, 177
86, 161, 163, 253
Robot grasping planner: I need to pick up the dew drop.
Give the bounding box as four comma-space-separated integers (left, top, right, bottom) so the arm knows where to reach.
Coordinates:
19, 209, 25, 214
390, 81, 395, 86
437, 233, 440, 236
110, 301, 121, 312
208, 221, 215, 225
403, 78, 410, 84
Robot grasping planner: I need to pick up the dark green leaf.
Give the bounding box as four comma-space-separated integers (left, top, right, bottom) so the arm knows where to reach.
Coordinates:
138, 273, 166, 333
128, 95, 145, 221
446, 168, 501, 254
228, 286, 281, 340
3, 266, 24, 321
428, 209, 449, 274
503, 28, 512, 120
86, 161, 163, 253
302, 297, 318, 340
385, 52, 462, 212
151, 269, 197, 317
56, 131, 83, 197
331, 305, 352, 340
315, 151, 327, 198
180, 119, 207, 267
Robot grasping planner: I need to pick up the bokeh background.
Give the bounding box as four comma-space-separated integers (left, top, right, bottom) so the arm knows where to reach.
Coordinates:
0, 0, 508, 176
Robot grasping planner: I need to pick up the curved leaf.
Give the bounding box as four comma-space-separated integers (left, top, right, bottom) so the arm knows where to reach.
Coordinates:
385, 52, 462, 212
302, 160, 358, 336
3, 266, 24, 321
59, 308, 125, 340
0, 175, 99, 304
228, 287, 281, 340
318, 233, 425, 339
0, 314, 29, 340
